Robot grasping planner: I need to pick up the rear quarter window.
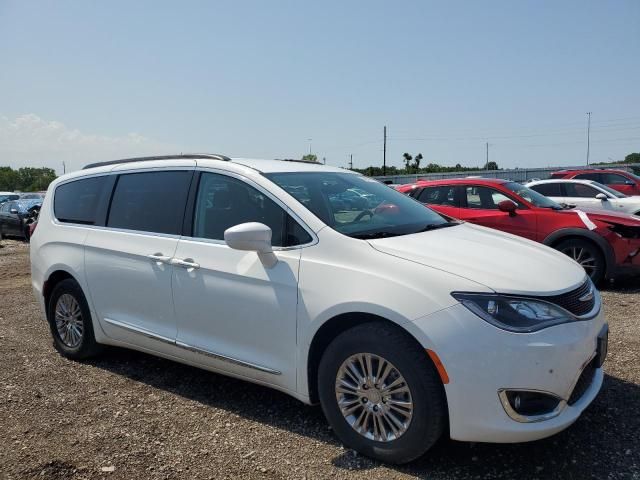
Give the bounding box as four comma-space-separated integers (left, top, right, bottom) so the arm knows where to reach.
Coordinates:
54, 176, 110, 225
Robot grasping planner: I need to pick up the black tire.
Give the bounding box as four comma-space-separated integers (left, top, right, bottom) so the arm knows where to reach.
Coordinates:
47, 278, 103, 360
555, 238, 606, 285
318, 322, 447, 464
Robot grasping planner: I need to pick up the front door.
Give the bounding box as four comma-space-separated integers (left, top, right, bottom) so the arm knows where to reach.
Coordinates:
172, 171, 302, 391
461, 186, 538, 240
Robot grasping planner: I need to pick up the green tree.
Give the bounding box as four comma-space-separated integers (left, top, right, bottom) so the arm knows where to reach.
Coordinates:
301, 154, 318, 163
413, 153, 423, 173
486, 161, 499, 170
0, 166, 57, 191
624, 153, 640, 164
402, 153, 413, 173
0, 167, 20, 191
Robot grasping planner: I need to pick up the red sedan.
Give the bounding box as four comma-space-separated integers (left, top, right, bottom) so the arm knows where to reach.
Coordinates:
397, 178, 640, 284
550, 168, 640, 196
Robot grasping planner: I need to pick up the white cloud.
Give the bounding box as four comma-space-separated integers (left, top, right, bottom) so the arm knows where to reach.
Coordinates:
0, 114, 180, 173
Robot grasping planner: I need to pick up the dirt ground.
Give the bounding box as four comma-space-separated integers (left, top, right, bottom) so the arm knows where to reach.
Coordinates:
1, 239, 639, 480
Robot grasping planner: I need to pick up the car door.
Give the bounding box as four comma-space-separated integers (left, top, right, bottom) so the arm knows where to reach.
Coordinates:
84, 169, 194, 345
461, 186, 538, 240
414, 185, 462, 218
2, 201, 22, 235
171, 171, 307, 391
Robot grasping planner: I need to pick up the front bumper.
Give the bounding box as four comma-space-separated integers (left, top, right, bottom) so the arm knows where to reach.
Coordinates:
411, 301, 607, 443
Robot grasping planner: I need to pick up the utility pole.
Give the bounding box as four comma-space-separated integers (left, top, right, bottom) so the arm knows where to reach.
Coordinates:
485, 142, 489, 170
322, 157, 326, 165
349, 154, 353, 170
307, 138, 312, 155
383, 126, 387, 176
62, 161, 66, 174
586, 112, 592, 165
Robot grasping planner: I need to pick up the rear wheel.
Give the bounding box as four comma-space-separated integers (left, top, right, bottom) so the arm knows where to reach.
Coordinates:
318, 322, 446, 464
555, 238, 605, 285
47, 278, 103, 360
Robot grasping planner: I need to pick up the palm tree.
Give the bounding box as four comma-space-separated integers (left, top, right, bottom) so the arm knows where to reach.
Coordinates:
414, 153, 423, 173
403, 153, 413, 173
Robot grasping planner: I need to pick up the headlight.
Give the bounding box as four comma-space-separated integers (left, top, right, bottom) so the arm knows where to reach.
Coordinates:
451, 293, 574, 333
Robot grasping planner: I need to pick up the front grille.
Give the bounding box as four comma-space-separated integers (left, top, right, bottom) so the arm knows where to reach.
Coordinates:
568, 359, 597, 405
534, 280, 595, 317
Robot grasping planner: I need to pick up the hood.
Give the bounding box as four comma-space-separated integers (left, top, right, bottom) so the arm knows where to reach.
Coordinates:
561, 207, 640, 226
368, 223, 586, 295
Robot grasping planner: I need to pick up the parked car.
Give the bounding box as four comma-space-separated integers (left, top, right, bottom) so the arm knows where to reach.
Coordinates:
398, 178, 640, 284
528, 179, 640, 216
0, 199, 42, 241
0, 192, 20, 204
31, 154, 607, 464
19, 192, 46, 200
550, 168, 640, 196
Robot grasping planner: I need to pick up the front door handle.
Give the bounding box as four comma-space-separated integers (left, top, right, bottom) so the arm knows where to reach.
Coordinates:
147, 253, 172, 264
170, 258, 200, 270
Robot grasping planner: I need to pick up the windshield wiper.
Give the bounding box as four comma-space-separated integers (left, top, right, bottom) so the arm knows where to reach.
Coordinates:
352, 231, 403, 240
415, 222, 460, 233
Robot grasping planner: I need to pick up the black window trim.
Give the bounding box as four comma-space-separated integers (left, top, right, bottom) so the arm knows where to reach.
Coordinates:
183, 168, 317, 250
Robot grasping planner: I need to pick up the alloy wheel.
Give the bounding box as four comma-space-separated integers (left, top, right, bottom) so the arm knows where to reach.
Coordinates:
561, 246, 597, 275
335, 353, 413, 442
54, 294, 84, 348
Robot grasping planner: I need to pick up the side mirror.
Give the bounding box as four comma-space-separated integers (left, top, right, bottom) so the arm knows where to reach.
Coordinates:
497, 200, 517, 216
625, 180, 635, 186
9, 208, 19, 214
224, 222, 277, 268
595, 193, 608, 201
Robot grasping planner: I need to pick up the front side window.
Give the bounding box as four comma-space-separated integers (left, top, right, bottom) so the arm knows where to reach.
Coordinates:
602, 172, 630, 185
192, 172, 310, 247
564, 183, 599, 198
107, 171, 192, 234
55, 176, 109, 225
465, 186, 514, 210
417, 186, 459, 206
266, 172, 453, 239
592, 182, 626, 198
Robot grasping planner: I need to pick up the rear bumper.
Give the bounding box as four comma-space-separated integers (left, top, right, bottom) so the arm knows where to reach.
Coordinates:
411, 301, 606, 443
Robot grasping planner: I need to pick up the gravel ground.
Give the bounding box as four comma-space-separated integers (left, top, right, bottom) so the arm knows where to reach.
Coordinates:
0, 239, 639, 480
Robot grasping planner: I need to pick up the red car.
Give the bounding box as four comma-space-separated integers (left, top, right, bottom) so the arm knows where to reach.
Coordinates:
397, 178, 640, 284
550, 168, 640, 196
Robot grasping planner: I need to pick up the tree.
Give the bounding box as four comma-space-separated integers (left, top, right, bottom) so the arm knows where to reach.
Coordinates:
624, 153, 640, 164
0, 166, 57, 191
402, 153, 413, 173
486, 161, 499, 171
413, 153, 423, 172
301, 154, 318, 163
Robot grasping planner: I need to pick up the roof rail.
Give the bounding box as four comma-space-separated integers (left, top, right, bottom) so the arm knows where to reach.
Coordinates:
277, 158, 323, 165
83, 153, 232, 170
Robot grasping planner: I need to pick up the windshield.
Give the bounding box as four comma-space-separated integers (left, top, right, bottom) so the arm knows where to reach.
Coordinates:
266, 172, 455, 238
503, 182, 563, 209
593, 182, 626, 198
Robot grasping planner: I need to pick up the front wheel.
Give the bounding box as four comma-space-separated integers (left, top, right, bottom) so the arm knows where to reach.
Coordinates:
318, 322, 447, 464
555, 238, 606, 285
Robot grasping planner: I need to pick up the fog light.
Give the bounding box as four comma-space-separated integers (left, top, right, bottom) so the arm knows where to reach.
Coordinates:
499, 389, 565, 422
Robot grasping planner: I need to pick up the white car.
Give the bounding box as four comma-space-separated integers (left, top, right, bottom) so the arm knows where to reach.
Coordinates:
30, 154, 607, 464
528, 179, 640, 216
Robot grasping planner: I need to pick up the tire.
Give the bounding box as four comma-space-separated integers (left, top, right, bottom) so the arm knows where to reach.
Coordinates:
47, 278, 103, 360
555, 238, 606, 285
318, 322, 447, 464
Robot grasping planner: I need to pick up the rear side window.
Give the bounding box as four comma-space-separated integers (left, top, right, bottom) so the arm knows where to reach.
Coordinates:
107, 171, 192, 235
530, 183, 562, 196
54, 176, 109, 225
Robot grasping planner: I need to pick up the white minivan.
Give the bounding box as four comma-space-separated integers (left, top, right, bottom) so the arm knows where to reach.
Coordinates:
31, 154, 607, 464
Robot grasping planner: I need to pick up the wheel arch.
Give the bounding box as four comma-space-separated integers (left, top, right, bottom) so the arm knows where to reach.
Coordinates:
305, 312, 444, 405
542, 228, 615, 277
43, 269, 78, 316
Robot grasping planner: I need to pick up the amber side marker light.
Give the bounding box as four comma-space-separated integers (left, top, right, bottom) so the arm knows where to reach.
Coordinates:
426, 349, 450, 384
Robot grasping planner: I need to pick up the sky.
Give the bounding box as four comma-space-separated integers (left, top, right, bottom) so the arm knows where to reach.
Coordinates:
1, 0, 639, 174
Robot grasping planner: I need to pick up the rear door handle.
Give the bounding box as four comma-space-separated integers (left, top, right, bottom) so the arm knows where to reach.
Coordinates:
147, 253, 172, 264
170, 258, 200, 270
